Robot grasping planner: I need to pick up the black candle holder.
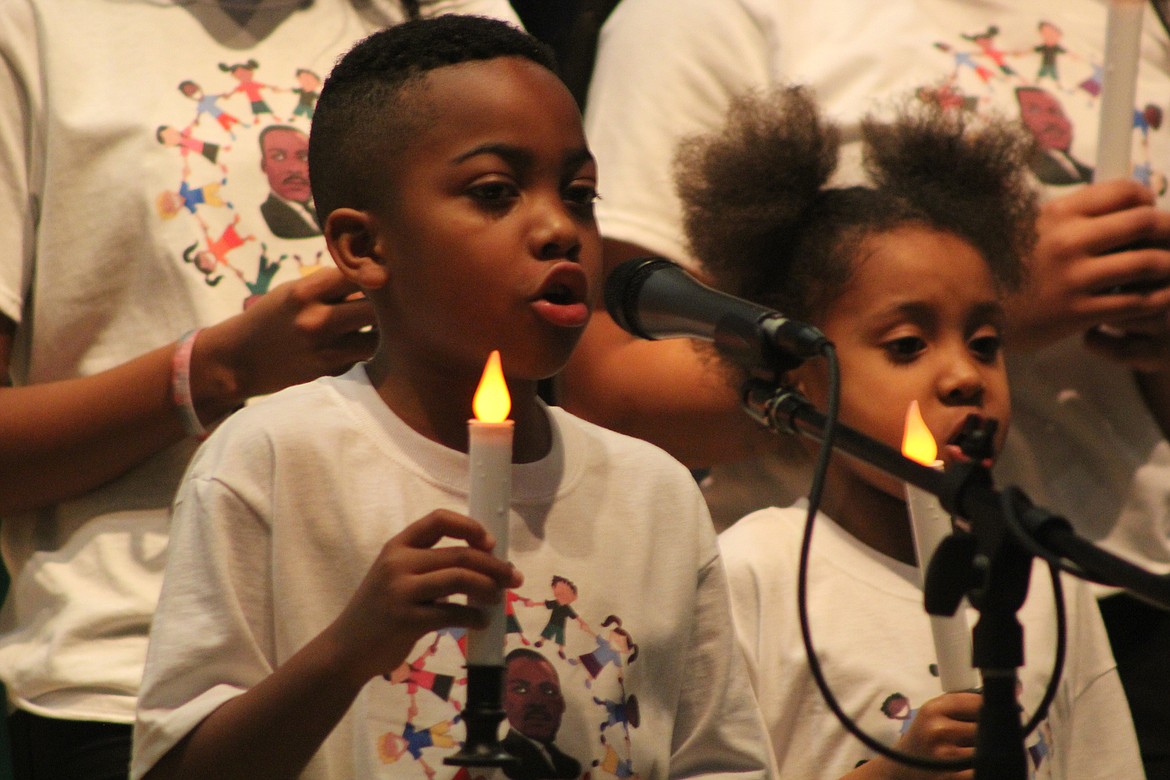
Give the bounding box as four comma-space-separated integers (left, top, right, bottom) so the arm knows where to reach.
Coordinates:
444, 664, 518, 768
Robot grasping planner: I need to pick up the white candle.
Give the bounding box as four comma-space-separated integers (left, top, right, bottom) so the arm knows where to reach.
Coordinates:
905, 475, 979, 693
902, 401, 978, 693
466, 350, 513, 667
1094, 0, 1145, 181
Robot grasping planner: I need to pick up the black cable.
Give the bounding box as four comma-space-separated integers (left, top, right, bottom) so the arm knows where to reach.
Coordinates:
1000, 488, 1067, 738
793, 346, 1071, 772
795, 345, 972, 771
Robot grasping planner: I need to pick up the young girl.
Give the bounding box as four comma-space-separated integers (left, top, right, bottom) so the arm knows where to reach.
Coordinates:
677, 86, 1143, 778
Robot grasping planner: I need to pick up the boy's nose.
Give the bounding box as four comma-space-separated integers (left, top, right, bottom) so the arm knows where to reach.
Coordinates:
532, 199, 581, 262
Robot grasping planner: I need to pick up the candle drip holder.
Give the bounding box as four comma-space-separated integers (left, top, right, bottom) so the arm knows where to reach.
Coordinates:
444, 665, 518, 769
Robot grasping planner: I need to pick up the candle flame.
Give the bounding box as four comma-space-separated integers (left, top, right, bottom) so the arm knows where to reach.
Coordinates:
473, 350, 511, 423
901, 400, 938, 464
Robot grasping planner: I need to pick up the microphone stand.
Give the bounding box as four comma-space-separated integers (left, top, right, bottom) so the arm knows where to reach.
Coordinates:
742, 379, 1170, 780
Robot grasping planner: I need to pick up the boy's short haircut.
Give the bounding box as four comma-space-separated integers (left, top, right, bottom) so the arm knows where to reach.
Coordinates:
309, 15, 558, 222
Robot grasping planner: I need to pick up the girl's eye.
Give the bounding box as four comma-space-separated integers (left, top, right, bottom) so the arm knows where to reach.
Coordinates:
885, 336, 926, 362
970, 334, 1002, 363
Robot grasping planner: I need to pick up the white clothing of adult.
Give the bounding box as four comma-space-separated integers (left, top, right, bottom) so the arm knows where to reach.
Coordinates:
0, 0, 520, 726
720, 504, 1144, 779
132, 365, 773, 780
585, 0, 1170, 579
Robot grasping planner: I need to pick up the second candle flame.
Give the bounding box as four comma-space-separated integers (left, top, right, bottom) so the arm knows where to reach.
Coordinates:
901, 400, 938, 465
472, 350, 511, 423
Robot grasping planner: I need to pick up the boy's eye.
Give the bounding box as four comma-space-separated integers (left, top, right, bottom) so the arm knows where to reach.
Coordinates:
885, 336, 926, 362
969, 334, 1002, 363
468, 180, 519, 205
564, 183, 600, 210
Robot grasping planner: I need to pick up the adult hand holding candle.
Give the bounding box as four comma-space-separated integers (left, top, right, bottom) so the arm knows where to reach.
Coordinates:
466, 350, 514, 667
902, 401, 979, 693
1095, 0, 1145, 181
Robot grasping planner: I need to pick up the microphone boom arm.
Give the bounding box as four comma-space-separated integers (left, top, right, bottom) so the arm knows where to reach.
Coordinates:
743, 378, 1170, 609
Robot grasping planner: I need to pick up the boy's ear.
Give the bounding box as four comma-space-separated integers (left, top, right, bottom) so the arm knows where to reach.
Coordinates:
323, 207, 390, 289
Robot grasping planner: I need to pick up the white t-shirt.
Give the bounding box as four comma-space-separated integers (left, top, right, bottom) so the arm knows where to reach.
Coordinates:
0, 0, 520, 724
720, 503, 1144, 779
133, 365, 773, 780
585, 0, 1170, 578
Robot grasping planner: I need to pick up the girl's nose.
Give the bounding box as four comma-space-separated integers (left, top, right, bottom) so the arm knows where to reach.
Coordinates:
939, 352, 985, 406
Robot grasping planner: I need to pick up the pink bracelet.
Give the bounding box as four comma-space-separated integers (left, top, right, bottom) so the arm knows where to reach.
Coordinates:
171, 329, 209, 441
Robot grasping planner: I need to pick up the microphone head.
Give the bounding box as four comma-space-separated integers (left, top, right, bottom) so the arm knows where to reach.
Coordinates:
604, 257, 679, 339
603, 255, 829, 371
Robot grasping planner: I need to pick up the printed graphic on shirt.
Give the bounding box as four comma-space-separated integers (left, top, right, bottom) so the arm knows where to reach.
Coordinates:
156, 58, 328, 310
369, 574, 643, 780
919, 19, 1165, 194
878, 691, 916, 737
867, 674, 1053, 778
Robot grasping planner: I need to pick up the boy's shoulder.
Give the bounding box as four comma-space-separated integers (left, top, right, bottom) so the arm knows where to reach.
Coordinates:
226, 372, 348, 430
549, 404, 694, 475
548, 405, 716, 519
195, 369, 361, 464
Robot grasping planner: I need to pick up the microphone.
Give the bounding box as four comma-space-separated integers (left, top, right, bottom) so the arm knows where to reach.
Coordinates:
604, 257, 830, 373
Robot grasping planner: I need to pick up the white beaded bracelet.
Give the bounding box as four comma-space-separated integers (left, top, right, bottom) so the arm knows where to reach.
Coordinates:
171, 328, 209, 441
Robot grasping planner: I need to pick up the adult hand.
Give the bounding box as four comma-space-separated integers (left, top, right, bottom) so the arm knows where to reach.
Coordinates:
1004, 180, 1170, 352
0, 268, 375, 515
194, 267, 378, 418
1085, 313, 1170, 375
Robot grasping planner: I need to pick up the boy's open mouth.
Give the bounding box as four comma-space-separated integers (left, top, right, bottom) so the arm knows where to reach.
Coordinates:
531, 263, 590, 328
540, 283, 577, 305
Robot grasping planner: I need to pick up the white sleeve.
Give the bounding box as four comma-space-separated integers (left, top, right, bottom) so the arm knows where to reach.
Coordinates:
585, 0, 772, 269
718, 531, 766, 694
669, 552, 776, 779
1058, 671, 1145, 780
0, 0, 42, 324
131, 456, 276, 780
1049, 577, 1144, 780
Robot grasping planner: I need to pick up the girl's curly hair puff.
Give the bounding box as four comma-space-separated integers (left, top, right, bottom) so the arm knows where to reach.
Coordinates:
673, 85, 1038, 326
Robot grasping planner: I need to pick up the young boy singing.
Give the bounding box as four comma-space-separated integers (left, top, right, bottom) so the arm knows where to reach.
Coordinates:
130, 15, 772, 780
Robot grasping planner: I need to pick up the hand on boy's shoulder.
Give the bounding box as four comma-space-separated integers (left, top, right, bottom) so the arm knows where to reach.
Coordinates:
197, 266, 377, 405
